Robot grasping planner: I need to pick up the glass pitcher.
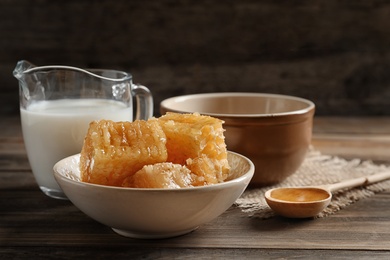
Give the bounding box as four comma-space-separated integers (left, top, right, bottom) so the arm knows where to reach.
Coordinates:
14, 60, 153, 199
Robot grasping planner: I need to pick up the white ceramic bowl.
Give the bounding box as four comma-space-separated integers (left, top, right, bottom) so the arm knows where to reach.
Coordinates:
53, 151, 254, 239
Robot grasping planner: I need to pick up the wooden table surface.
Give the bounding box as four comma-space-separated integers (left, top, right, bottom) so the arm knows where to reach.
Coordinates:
1, 115, 390, 259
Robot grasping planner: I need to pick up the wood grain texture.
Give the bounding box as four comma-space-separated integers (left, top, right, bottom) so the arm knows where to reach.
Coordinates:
312, 117, 390, 162
1, 0, 390, 116
2, 185, 390, 252
1, 115, 390, 258
2, 248, 390, 259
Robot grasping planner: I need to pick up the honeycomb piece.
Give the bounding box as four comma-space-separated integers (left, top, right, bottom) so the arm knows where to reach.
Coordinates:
157, 112, 230, 184
80, 119, 168, 186
186, 154, 230, 186
121, 162, 195, 188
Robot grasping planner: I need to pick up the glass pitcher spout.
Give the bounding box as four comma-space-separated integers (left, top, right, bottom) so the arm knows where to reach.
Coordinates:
13, 60, 39, 103
13, 60, 36, 80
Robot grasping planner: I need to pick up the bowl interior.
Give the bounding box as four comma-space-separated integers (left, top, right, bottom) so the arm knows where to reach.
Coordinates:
160, 93, 314, 117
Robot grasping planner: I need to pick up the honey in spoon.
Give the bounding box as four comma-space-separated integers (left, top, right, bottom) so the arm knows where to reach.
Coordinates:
269, 187, 330, 202
264, 187, 332, 218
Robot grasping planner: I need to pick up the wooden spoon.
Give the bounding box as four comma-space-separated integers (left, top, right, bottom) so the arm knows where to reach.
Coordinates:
265, 171, 390, 218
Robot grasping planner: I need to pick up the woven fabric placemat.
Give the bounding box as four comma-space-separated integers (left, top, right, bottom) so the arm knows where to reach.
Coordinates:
235, 148, 390, 218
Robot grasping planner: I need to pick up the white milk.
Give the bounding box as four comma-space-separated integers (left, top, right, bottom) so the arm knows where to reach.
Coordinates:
20, 99, 133, 197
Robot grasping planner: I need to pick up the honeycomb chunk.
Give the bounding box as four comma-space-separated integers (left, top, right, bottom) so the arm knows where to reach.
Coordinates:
186, 154, 229, 186
157, 112, 230, 184
121, 162, 195, 188
80, 119, 168, 186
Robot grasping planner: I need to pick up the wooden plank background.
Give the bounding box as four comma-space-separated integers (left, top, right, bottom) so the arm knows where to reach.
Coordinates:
1, 0, 390, 116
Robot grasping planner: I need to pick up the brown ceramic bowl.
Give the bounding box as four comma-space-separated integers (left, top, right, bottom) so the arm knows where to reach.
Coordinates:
160, 93, 315, 186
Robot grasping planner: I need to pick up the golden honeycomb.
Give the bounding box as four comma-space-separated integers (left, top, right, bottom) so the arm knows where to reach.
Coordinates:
121, 162, 195, 188
157, 112, 230, 184
80, 112, 230, 188
80, 119, 168, 186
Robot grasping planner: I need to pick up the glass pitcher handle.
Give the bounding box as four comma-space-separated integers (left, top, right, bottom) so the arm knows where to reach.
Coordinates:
132, 84, 153, 120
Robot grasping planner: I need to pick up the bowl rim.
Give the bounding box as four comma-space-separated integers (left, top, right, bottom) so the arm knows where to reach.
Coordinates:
53, 151, 255, 192
160, 92, 315, 118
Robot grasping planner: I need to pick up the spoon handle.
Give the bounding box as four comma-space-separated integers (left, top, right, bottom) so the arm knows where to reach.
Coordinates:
326, 171, 390, 193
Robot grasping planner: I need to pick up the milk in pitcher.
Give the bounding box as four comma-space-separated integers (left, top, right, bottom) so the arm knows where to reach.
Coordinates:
20, 99, 133, 197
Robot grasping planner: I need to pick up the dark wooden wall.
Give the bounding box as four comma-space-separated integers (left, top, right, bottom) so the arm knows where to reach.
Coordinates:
2, 0, 390, 116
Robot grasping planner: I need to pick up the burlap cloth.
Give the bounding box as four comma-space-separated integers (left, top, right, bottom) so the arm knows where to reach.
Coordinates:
235, 148, 390, 218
